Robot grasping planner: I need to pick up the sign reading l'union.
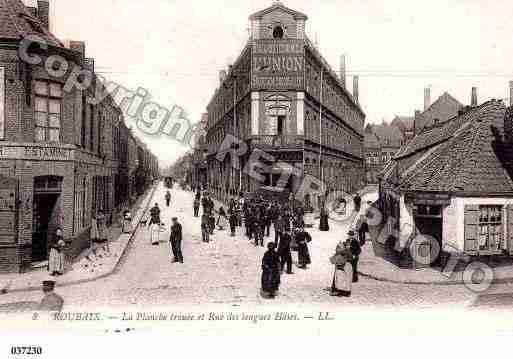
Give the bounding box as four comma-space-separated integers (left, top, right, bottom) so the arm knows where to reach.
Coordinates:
252, 39, 304, 90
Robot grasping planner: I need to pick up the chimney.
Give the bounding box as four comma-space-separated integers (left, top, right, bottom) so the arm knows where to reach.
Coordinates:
339, 54, 346, 89
509, 81, 513, 106
353, 75, 359, 104
27, 6, 37, 18
37, 0, 50, 30
414, 110, 421, 134
424, 87, 431, 111
219, 70, 227, 84
471, 87, 478, 107
69, 41, 85, 63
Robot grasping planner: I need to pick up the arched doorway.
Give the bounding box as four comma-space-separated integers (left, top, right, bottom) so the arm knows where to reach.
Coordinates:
32, 176, 63, 262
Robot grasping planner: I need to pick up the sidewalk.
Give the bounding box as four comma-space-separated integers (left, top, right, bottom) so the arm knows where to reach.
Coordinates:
358, 204, 513, 285
0, 184, 158, 295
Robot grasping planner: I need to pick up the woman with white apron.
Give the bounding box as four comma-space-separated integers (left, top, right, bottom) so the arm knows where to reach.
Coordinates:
122, 210, 133, 234
149, 221, 161, 245
330, 239, 353, 297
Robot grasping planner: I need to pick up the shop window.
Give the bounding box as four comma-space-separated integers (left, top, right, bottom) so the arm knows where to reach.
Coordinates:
34, 80, 63, 143
479, 205, 503, 251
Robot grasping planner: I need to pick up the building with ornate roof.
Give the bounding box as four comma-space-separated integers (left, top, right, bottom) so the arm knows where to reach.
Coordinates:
205, 1, 365, 204
378, 99, 513, 266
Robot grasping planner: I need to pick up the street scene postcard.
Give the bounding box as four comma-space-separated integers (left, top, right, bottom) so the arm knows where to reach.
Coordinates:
1, 0, 513, 357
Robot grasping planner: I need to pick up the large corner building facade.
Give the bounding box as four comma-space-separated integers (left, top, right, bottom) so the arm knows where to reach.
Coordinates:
0, 0, 158, 273
205, 2, 365, 203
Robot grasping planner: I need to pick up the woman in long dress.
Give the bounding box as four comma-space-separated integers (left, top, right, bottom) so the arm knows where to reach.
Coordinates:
261, 242, 281, 299
330, 239, 353, 297
122, 210, 133, 234
295, 229, 312, 269
217, 207, 228, 230
48, 228, 65, 276
149, 220, 160, 245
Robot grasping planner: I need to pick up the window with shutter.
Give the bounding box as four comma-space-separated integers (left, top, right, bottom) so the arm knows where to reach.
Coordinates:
464, 204, 480, 252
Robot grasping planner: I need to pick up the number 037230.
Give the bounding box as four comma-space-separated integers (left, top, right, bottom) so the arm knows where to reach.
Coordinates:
10, 346, 43, 356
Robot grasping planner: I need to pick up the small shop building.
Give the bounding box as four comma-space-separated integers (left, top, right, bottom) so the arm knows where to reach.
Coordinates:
379, 99, 513, 267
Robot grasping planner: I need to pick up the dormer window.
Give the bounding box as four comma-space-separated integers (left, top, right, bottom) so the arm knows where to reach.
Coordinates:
273, 25, 284, 39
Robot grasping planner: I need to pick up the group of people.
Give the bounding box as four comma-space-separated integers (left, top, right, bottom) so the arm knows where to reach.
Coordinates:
147, 194, 184, 264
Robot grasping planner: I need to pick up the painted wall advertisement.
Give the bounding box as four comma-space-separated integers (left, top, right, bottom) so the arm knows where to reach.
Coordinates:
252, 39, 304, 90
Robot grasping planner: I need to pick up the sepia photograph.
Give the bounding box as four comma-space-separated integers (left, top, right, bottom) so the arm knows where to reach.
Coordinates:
1, 0, 513, 356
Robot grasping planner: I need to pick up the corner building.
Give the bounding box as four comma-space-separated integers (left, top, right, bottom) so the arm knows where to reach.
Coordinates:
205, 2, 365, 203
0, 0, 158, 273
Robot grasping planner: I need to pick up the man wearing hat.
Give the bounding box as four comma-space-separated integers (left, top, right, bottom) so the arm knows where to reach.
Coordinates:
348, 229, 362, 283
38, 280, 64, 312
170, 217, 184, 263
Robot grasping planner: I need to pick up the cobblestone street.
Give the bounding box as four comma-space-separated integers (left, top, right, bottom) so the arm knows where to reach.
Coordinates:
3, 183, 513, 311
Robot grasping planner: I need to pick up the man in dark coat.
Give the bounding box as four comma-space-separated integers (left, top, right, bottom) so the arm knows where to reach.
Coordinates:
319, 206, 329, 231
193, 198, 200, 217
170, 217, 183, 263
261, 242, 281, 299
277, 228, 293, 274
295, 229, 312, 269
229, 211, 237, 237
201, 213, 210, 243
165, 191, 171, 207
150, 203, 161, 225
349, 230, 362, 283
253, 210, 264, 247
358, 215, 369, 246
353, 194, 362, 213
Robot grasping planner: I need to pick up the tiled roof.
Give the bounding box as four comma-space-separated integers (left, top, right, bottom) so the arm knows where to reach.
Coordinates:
414, 92, 464, 134
372, 124, 404, 148
0, 0, 62, 47
364, 132, 380, 149
391, 116, 414, 132
385, 100, 513, 194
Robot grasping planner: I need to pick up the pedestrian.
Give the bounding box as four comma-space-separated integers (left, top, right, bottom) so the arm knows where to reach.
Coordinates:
169, 217, 183, 263
264, 204, 272, 237
217, 207, 228, 230
277, 228, 293, 275
150, 203, 161, 225
149, 219, 161, 246
165, 191, 171, 207
229, 211, 237, 237
193, 197, 200, 217
357, 215, 369, 246
330, 239, 353, 297
295, 228, 312, 269
253, 211, 264, 247
209, 209, 216, 235
261, 242, 281, 299
38, 280, 64, 312
353, 193, 362, 213
122, 209, 133, 234
319, 205, 329, 232
48, 227, 65, 276
349, 230, 362, 283
201, 213, 210, 243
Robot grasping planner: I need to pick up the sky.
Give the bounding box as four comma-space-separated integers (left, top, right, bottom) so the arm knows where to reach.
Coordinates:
25, 0, 513, 168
